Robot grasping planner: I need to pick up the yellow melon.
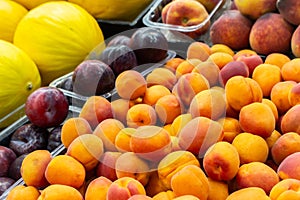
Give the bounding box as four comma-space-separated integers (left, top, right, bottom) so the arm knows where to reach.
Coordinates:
11, 0, 66, 10
13, 1, 105, 85
0, 0, 28, 42
0, 40, 41, 128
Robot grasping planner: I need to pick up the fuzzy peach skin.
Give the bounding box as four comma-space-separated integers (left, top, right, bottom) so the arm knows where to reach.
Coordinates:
84, 176, 112, 200
203, 141, 240, 181
157, 150, 200, 189
277, 152, 300, 180
269, 178, 300, 200
226, 187, 271, 200
171, 165, 209, 200
280, 104, 300, 134
177, 116, 224, 157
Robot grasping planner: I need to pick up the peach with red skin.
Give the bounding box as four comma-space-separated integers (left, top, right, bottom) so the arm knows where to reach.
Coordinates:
291, 25, 300, 57
277, 0, 300, 26
219, 60, 249, 86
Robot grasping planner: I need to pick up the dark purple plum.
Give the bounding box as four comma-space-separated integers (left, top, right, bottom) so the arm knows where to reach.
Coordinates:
0, 177, 15, 196
107, 35, 131, 47
0, 146, 16, 177
47, 126, 62, 151
8, 154, 27, 180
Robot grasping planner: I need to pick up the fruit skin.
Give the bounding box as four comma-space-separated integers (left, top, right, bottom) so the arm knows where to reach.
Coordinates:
72, 60, 115, 96
13, 1, 104, 85
277, 0, 300, 25
219, 60, 249, 86
249, 13, 294, 55
37, 184, 83, 200
84, 176, 112, 200
0, 146, 17, 177
25, 87, 69, 128
226, 187, 271, 200
9, 154, 27, 180
277, 152, 300, 180
291, 27, 300, 58
210, 10, 253, 50
0, 40, 41, 129
96, 151, 122, 182
6, 185, 40, 200
269, 178, 300, 200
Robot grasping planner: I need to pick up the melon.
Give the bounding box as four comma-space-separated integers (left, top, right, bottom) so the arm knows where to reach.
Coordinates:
13, 1, 105, 85
11, 0, 66, 10
0, 40, 41, 128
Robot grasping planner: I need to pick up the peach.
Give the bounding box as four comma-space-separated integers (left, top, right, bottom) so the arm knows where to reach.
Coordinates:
281, 105, 300, 134
171, 165, 209, 200
186, 41, 211, 61
145, 171, 169, 197
210, 10, 253, 50
208, 52, 234, 70
60, 117, 93, 148
106, 177, 146, 200
281, 58, 300, 82
84, 176, 112, 200
157, 150, 200, 189
219, 60, 249, 86
189, 88, 226, 120
232, 132, 269, 164
96, 151, 122, 181
115, 152, 150, 186
210, 43, 235, 56
291, 25, 300, 57
172, 72, 210, 107
270, 80, 297, 115
128, 195, 153, 200
66, 134, 104, 171
264, 52, 291, 69
269, 178, 300, 200
115, 70, 147, 100
155, 94, 183, 124
152, 190, 175, 200
271, 132, 300, 165
288, 82, 300, 106
37, 184, 83, 200
126, 103, 157, 128
207, 177, 229, 200
79, 95, 113, 129
130, 125, 172, 162
262, 98, 279, 123
192, 60, 220, 87
225, 76, 263, 112
21, 150, 52, 188
226, 187, 271, 200
45, 155, 86, 189
236, 162, 280, 194
277, 0, 300, 25
203, 141, 240, 181
6, 185, 40, 200
175, 59, 201, 78
114, 127, 136, 152
249, 13, 294, 55
146, 67, 177, 90
239, 102, 275, 138
178, 116, 224, 157
277, 151, 300, 180
217, 117, 241, 143
170, 113, 192, 137
93, 118, 124, 152
111, 98, 132, 125
143, 85, 171, 106
234, 0, 277, 20
265, 130, 281, 150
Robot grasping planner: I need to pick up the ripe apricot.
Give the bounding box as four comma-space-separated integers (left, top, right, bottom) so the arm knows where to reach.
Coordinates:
264, 52, 291, 68
6, 185, 40, 200
38, 184, 83, 200
208, 52, 234, 69
143, 85, 171, 106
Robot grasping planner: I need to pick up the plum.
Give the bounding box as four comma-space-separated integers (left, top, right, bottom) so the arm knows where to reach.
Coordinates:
9, 123, 49, 156
129, 27, 169, 65
47, 125, 62, 151
72, 60, 115, 96
107, 35, 131, 47
0, 177, 15, 196
8, 154, 27, 180
0, 146, 16, 177
25, 87, 69, 128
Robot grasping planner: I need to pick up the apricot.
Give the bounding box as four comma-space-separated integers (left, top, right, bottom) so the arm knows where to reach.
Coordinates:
270, 81, 297, 115
175, 59, 200, 78
288, 82, 300, 106
93, 118, 124, 152
37, 184, 83, 200
207, 177, 229, 200
170, 113, 192, 137
178, 116, 223, 157
143, 85, 171, 106
264, 52, 291, 69
106, 177, 146, 200
128, 195, 153, 200
115, 70, 147, 100
233, 49, 257, 60
66, 134, 104, 171
236, 162, 280, 194
225, 76, 263, 112
186, 41, 211, 61
96, 151, 122, 181
152, 190, 175, 200
114, 127, 136, 152
281, 58, 300, 82
45, 155, 86, 189
252, 64, 282, 97
203, 141, 240, 181
111, 98, 132, 125
21, 150, 52, 188
269, 178, 300, 200
235, 54, 264, 76
171, 165, 209, 200
210, 43, 235, 56
219, 60, 249, 86
265, 129, 281, 150
6, 185, 40, 200
217, 117, 241, 143
172, 72, 210, 107
145, 171, 169, 197
157, 150, 200, 189
239, 102, 275, 138
232, 132, 269, 164
115, 152, 150, 186
271, 132, 300, 165
277, 151, 300, 180
192, 60, 220, 87
292, 24, 300, 57
226, 187, 271, 200
173, 195, 200, 200
164, 57, 185, 72
208, 52, 234, 70
146, 67, 177, 90
79, 95, 113, 129
126, 103, 157, 128
261, 98, 279, 123
84, 176, 112, 200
